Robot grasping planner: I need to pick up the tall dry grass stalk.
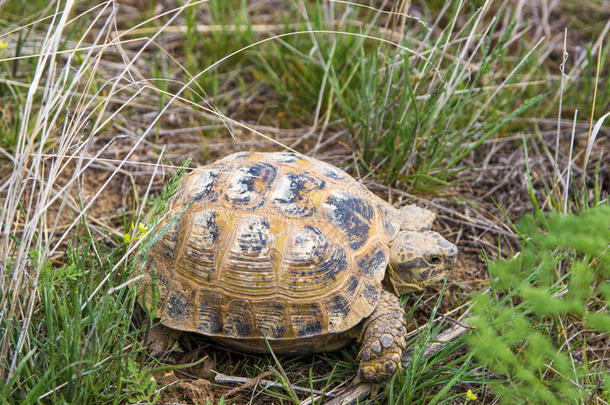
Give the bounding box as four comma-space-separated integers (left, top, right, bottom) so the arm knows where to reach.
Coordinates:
0, 0, 194, 380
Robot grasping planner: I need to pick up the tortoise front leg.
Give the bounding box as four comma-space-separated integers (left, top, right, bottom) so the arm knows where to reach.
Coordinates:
357, 290, 407, 381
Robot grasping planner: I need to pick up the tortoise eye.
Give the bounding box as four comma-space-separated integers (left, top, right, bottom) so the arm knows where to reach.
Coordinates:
428, 255, 442, 265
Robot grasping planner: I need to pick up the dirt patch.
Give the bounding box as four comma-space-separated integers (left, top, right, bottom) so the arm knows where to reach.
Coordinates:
155, 371, 214, 404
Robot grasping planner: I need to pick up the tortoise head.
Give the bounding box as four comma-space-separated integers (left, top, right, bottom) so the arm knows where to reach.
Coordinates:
387, 231, 458, 295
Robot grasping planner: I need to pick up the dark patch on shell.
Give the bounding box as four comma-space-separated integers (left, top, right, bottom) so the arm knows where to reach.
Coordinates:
158, 216, 183, 260
180, 210, 219, 281
198, 292, 222, 334
225, 162, 276, 209
345, 275, 359, 297
291, 303, 324, 338
236, 217, 271, 256
205, 212, 219, 240
319, 163, 349, 181
272, 172, 326, 217
297, 321, 323, 338
313, 246, 347, 280
362, 282, 380, 306
192, 210, 219, 245
190, 168, 221, 202
377, 204, 398, 236
224, 300, 252, 337
166, 291, 190, 321
253, 301, 287, 339
357, 245, 388, 278
271, 152, 303, 163
326, 294, 350, 323
324, 193, 373, 250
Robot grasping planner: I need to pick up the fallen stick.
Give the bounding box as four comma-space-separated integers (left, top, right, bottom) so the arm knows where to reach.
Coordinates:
215, 372, 335, 398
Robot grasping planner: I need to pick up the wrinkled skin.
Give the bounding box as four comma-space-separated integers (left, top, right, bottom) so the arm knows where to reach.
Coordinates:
387, 230, 458, 295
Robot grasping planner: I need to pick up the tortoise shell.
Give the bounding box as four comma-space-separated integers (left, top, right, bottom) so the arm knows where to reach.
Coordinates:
140, 152, 402, 347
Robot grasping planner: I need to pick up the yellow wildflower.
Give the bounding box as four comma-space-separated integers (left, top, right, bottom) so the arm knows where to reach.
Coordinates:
466, 389, 477, 401
0, 40, 7, 50
124, 222, 148, 244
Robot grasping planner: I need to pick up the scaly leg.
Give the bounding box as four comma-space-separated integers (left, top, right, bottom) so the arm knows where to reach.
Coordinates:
357, 290, 407, 381
147, 323, 181, 358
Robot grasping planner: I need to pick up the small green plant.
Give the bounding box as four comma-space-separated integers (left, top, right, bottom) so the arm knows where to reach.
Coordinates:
0, 237, 158, 404
468, 205, 610, 403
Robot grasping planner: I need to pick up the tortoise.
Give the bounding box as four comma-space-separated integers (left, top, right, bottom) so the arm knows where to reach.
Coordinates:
139, 151, 457, 381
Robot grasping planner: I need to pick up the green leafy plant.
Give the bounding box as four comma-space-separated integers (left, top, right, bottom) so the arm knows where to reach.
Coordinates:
468, 205, 610, 403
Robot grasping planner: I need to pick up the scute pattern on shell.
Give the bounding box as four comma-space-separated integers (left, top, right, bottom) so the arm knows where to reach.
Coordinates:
140, 152, 400, 348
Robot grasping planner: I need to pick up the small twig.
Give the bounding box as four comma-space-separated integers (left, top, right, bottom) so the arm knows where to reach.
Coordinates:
222, 371, 272, 398
214, 373, 334, 397
323, 382, 375, 405
404, 323, 470, 362
299, 374, 355, 405
420, 301, 472, 330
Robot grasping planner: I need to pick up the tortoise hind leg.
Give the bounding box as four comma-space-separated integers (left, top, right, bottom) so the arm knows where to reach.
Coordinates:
357, 290, 407, 381
146, 323, 181, 358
